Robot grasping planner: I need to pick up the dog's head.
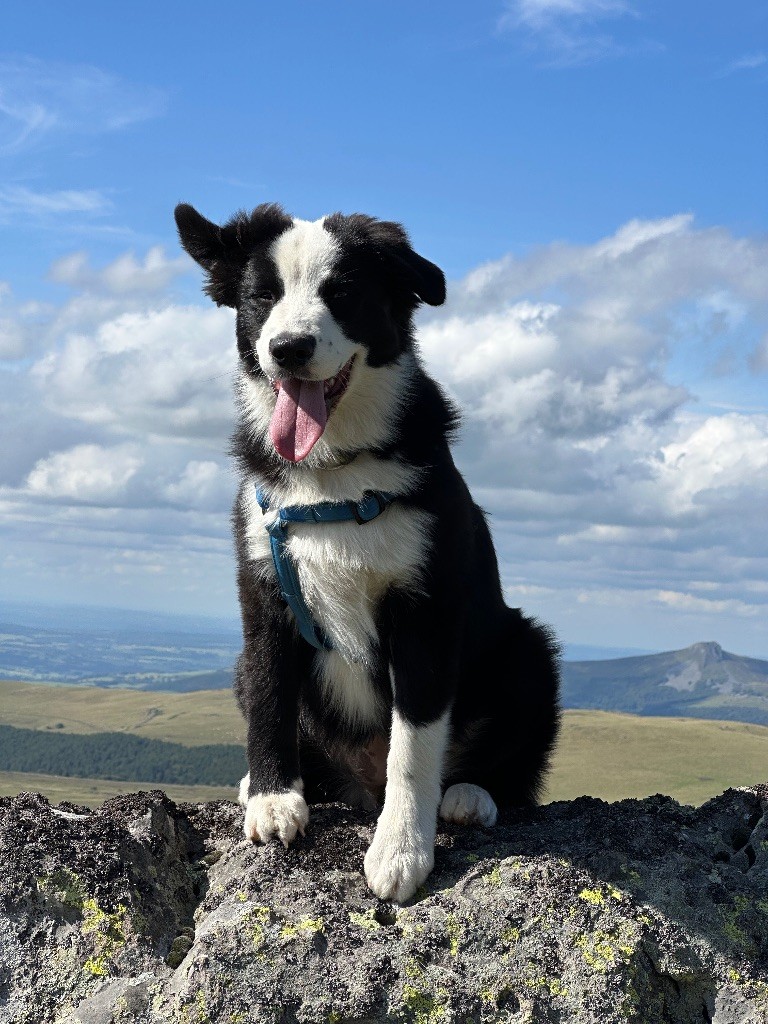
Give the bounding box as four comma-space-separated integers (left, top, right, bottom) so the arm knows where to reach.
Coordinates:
175, 203, 445, 464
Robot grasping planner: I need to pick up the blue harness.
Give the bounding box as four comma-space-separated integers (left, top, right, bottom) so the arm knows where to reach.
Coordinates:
255, 487, 396, 651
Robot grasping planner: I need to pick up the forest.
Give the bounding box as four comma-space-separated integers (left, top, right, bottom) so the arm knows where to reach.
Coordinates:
0, 725, 244, 786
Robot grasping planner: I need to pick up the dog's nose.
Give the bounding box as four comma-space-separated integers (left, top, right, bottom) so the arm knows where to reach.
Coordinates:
269, 333, 316, 370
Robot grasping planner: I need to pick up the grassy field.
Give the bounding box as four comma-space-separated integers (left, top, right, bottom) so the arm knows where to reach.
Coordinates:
0, 680, 766, 808
547, 709, 768, 806
0, 769, 236, 807
0, 679, 245, 746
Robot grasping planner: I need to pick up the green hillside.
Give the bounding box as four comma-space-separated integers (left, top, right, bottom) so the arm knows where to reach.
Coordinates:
0, 679, 766, 809
547, 710, 768, 805
0, 679, 245, 746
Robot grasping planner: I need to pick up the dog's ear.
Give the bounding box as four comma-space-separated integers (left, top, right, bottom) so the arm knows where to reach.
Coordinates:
368, 219, 446, 307
174, 203, 290, 307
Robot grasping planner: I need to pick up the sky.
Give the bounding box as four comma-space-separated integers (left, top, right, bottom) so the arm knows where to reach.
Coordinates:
1, 0, 767, 657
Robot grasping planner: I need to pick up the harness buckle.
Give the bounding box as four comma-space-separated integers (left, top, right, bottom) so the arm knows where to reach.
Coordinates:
350, 490, 387, 525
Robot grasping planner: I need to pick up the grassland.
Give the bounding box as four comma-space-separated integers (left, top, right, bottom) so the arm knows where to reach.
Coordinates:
0, 769, 235, 807
547, 709, 768, 806
0, 679, 245, 746
0, 679, 766, 809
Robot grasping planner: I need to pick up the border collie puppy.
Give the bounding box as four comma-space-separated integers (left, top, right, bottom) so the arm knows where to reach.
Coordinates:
175, 203, 561, 903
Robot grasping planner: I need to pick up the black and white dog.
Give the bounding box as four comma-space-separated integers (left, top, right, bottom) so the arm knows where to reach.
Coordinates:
175, 203, 561, 902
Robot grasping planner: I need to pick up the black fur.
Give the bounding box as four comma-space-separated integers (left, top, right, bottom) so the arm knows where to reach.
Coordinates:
175, 202, 561, 819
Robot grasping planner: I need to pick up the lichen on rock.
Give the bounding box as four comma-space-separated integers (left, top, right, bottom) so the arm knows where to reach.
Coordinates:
1, 785, 767, 1022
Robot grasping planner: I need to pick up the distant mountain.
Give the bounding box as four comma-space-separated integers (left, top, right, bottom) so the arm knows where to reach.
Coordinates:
562, 641, 768, 725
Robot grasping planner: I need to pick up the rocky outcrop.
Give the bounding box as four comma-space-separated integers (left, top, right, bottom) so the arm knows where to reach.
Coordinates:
1, 786, 767, 1023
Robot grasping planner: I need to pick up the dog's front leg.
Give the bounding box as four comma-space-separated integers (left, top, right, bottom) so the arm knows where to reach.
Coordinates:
236, 630, 309, 848
364, 705, 450, 902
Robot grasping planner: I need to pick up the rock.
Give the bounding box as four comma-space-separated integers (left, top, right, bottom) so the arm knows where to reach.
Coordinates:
1, 786, 767, 1023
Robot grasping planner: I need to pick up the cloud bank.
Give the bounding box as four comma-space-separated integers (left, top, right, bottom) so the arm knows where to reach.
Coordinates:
2, 215, 767, 653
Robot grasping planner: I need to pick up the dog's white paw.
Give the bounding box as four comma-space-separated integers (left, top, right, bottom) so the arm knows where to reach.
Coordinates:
238, 773, 250, 808
364, 828, 434, 903
439, 783, 498, 827
242, 785, 309, 848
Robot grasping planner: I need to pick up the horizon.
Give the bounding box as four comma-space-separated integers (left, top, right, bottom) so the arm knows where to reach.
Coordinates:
4, 597, 766, 665
1, 1, 766, 658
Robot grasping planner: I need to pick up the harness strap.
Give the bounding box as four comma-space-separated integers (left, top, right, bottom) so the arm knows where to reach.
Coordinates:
255, 487, 396, 650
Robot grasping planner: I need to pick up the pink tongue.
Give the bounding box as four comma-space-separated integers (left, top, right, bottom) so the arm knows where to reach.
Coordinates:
269, 378, 328, 462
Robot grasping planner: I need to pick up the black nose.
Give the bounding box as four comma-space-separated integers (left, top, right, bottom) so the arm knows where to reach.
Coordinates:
268, 333, 316, 370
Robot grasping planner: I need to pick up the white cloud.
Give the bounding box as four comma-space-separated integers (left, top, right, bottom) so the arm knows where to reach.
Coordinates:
499, 0, 637, 64
413, 215, 768, 654
0, 55, 166, 153
655, 414, 768, 516
31, 304, 237, 441
49, 246, 189, 295
506, 0, 634, 31
26, 443, 142, 502
163, 460, 234, 511
0, 185, 111, 218
716, 53, 767, 78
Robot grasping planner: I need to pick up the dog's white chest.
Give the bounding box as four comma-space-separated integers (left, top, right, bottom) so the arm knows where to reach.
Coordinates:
242, 482, 433, 668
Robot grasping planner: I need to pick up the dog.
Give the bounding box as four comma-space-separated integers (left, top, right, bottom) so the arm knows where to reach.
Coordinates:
174, 202, 561, 902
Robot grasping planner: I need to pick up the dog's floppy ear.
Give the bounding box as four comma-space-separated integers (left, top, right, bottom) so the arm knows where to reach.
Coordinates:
174, 202, 290, 307
368, 219, 446, 308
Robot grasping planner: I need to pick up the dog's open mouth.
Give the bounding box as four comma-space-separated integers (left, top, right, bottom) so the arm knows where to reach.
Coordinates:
268, 356, 355, 463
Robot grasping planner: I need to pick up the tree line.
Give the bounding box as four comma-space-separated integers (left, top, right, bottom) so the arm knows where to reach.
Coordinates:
0, 725, 244, 785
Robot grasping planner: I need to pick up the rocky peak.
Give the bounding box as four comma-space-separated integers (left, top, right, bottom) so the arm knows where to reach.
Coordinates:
688, 641, 726, 665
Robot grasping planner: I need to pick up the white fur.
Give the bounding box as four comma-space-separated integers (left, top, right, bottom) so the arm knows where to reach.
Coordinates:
314, 651, 384, 730
256, 219, 357, 382
364, 707, 450, 903
440, 783, 498, 826
241, 464, 434, 671
240, 775, 309, 848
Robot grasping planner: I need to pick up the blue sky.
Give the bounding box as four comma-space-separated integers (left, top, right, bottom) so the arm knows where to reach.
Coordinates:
1, 0, 767, 656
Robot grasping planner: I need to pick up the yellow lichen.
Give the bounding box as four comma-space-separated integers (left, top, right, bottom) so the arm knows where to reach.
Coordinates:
349, 909, 382, 931
177, 989, 210, 1024
248, 905, 272, 951
575, 925, 636, 974
578, 888, 604, 906
77, 897, 128, 978
444, 913, 461, 957
280, 915, 325, 940
484, 865, 502, 887
521, 960, 568, 998
38, 867, 87, 909
398, 983, 449, 1024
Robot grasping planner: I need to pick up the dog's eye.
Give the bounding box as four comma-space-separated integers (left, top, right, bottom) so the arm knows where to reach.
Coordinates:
328, 288, 350, 301
253, 290, 276, 304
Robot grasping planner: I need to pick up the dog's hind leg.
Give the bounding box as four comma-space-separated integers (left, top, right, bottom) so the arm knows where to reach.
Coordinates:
439, 782, 498, 826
